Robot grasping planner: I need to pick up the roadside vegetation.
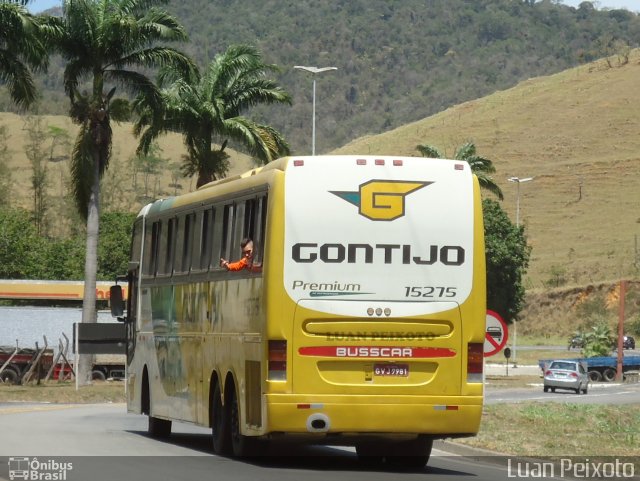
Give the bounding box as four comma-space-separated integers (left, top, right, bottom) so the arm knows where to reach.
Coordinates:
457, 403, 640, 458
0, 381, 125, 404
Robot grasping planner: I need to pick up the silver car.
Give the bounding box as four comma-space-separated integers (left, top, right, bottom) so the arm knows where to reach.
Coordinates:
543, 360, 589, 394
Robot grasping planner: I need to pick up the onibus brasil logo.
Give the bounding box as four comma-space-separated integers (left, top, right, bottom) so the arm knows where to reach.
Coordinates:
331, 180, 431, 221
8, 457, 73, 480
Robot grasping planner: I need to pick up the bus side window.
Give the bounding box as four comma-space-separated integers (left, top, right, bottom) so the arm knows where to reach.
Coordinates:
130, 218, 143, 265
158, 217, 175, 276
200, 207, 215, 270
183, 213, 195, 273
219, 203, 235, 267
141, 219, 153, 276
173, 216, 184, 273
254, 194, 267, 265
175, 213, 194, 274
190, 210, 203, 272
242, 195, 267, 265
232, 201, 246, 260
149, 220, 161, 277
166, 217, 176, 275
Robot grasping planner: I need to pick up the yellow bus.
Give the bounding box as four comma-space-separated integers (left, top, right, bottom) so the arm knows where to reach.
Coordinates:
113, 155, 486, 467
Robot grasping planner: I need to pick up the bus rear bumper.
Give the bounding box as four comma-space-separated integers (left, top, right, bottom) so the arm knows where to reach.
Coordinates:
264, 394, 483, 437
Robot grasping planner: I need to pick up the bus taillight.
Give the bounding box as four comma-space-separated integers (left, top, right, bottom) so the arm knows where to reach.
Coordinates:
268, 340, 287, 381
467, 343, 483, 383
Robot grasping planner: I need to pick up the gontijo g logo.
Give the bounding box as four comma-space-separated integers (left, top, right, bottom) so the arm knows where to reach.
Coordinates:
331, 180, 432, 221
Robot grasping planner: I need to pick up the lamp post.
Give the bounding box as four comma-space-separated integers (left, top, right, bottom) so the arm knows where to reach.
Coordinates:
294, 65, 337, 156
507, 176, 534, 368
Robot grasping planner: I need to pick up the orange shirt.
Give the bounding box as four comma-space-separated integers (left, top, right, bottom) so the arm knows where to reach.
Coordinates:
226, 258, 262, 272
226, 257, 250, 271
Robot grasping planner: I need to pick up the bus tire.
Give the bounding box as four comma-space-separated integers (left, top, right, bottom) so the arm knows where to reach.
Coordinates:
146, 374, 171, 438
602, 368, 616, 382
91, 369, 106, 381
229, 384, 260, 457
385, 436, 433, 469
355, 444, 384, 467
588, 370, 602, 382
0, 366, 19, 385
212, 383, 231, 455
148, 415, 171, 438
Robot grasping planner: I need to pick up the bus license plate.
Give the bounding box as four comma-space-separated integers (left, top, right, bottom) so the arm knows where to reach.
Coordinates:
373, 364, 409, 377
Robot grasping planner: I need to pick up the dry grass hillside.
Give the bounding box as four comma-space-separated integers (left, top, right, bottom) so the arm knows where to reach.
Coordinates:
333, 49, 640, 292
0, 113, 257, 217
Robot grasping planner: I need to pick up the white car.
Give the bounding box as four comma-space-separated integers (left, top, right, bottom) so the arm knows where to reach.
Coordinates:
543, 360, 589, 394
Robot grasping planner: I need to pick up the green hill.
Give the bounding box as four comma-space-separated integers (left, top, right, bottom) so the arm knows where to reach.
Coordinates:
6, 0, 640, 156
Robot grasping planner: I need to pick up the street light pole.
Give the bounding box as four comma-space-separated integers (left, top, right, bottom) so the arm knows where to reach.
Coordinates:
507, 176, 533, 368
294, 65, 337, 156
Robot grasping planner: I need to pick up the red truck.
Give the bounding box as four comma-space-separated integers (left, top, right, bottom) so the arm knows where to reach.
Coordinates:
0, 346, 54, 384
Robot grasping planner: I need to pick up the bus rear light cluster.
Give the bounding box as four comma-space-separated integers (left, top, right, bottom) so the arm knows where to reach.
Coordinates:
268, 340, 287, 381
355, 159, 404, 166
467, 343, 483, 383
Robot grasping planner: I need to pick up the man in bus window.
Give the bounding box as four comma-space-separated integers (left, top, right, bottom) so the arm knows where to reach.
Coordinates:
220, 238, 261, 272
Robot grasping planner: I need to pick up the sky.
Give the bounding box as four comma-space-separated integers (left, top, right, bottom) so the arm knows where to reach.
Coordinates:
25, 0, 640, 13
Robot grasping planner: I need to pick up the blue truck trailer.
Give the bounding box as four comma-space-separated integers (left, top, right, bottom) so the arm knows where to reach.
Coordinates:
539, 355, 640, 382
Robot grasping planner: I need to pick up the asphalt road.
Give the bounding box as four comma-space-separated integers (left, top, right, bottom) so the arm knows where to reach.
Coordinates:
0, 403, 564, 481
486, 380, 640, 404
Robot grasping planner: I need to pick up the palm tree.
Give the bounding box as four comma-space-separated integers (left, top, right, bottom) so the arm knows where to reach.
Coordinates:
416, 142, 504, 200
0, 0, 51, 109
134, 44, 292, 188
51, 0, 194, 385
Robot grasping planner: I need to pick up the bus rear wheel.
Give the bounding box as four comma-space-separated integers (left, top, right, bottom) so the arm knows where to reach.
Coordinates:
148, 415, 171, 438
144, 375, 171, 438
212, 383, 231, 455
385, 437, 433, 469
355, 444, 384, 467
229, 384, 260, 457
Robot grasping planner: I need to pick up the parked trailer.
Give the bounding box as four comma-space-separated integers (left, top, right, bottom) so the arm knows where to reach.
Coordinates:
0, 346, 54, 384
89, 354, 125, 381
1, 346, 124, 383
51, 355, 126, 381
539, 356, 640, 382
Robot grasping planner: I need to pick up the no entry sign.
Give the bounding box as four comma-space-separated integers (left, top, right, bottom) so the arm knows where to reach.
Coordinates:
484, 310, 508, 357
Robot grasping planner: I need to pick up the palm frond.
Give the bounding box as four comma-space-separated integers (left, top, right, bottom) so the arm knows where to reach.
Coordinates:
477, 174, 504, 200
0, 50, 37, 108
70, 124, 95, 219
454, 142, 476, 160
0, 1, 51, 107
416, 144, 443, 158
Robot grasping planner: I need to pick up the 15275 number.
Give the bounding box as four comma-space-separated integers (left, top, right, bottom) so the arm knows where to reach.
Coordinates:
404, 286, 457, 298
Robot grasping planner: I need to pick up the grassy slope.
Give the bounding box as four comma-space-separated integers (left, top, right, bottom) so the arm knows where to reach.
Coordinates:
332, 50, 640, 290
